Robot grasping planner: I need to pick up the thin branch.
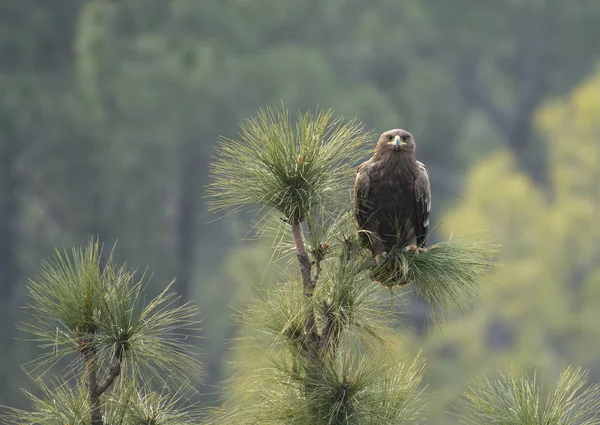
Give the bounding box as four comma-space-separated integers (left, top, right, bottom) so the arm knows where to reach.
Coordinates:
310, 245, 341, 354
312, 257, 322, 284
96, 343, 123, 396
291, 219, 314, 296
290, 218, 319, 352
320, 301, 340, 355
310, 243, 325, 290
80, 330, 103, 425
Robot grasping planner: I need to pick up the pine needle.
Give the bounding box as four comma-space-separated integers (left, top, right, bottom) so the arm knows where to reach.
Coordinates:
212, 346, 426, 425
457, 366, 600, 425
20, 238, 202, 385
371, 238, 497, 322
207, 105, 372, 223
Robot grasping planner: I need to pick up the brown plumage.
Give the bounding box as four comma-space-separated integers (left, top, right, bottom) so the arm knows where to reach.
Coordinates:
353, 129, 431, 262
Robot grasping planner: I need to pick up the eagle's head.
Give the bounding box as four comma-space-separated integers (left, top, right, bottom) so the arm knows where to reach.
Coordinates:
376, 129, 416, 155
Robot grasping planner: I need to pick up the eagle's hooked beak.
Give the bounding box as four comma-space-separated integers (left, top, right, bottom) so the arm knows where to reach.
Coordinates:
388, 135, 406, 151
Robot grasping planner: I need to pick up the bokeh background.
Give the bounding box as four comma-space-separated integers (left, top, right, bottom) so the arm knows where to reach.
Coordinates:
1, 1, 600, 423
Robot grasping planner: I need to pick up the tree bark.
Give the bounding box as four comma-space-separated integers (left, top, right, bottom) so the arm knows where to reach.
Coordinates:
81, 335, 123, 425
96, 344, 123, 395
290, 219, 319, 354
81, 333, 103, 425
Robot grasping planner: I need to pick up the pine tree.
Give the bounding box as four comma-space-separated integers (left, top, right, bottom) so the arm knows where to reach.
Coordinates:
1, 239, 202, 425
5, 107, 600, 425
207, 106, 496, 424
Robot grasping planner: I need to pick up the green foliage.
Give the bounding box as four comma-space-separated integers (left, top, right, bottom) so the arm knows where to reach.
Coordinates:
3, 377, 200, 425
316, 261, 393, 346
300, 352, 425, 425
2, 378, 91, 425
458, 366, 600, 425
418, 65, 600, 425
4, 0, 600, 418
106, 382, 201, 425
372, 238, 497, 322
208, 106, 371, 222
3, 239, 202, 424
218, 254, 428, 423
239, 270, 394, 361
207, 108, 503, 424
214, 316, 426, 425
22, 239, 201, 383
241, 279, 309, 355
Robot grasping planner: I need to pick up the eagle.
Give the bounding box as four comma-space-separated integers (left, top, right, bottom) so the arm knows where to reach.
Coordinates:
353, 129, 431, 263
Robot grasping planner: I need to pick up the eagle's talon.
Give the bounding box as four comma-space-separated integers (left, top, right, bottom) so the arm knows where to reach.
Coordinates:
375, 252, 388, 264
402, 244, 419, 253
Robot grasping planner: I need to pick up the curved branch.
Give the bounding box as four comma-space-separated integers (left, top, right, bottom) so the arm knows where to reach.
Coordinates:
97, 343, 123, 395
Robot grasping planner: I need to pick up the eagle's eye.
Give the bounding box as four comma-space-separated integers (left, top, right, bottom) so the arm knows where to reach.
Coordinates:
387, 135, 394, 140
401, 135, 409, 142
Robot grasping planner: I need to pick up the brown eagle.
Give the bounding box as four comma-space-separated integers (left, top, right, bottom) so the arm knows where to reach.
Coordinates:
353, 129, 431, 263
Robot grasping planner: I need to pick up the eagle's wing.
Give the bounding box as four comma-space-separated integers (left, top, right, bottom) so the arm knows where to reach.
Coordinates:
414, 160, 431, 247
353, 161, 372, 231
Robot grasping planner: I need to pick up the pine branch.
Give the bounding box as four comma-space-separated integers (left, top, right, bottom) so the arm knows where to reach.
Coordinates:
106, 382, 201, 425
207, 105, 372, 225
10, 238, 202, 424
1, 374, 201, 425
320, 300, 341, 355
80, 329, 103, 425
97, 343, 123, 395
290, 218, 319, 355
369, 238, 497, 322
207, 106, 499, 424
312, 250, 323, 283
0, 377, 91, 425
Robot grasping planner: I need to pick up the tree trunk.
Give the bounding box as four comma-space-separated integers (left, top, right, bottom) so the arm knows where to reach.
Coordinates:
81, 333, 103, 425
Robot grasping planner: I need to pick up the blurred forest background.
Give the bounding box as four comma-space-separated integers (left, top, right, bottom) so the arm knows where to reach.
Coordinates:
1, 1, 600, 423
